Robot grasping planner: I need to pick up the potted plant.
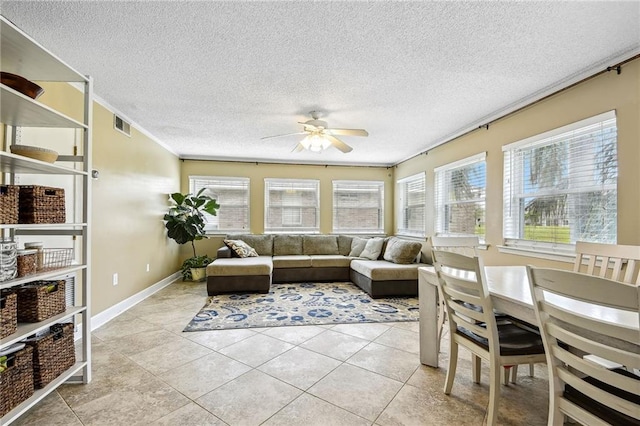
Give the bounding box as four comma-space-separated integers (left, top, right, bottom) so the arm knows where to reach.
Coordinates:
164, 188, 220, 281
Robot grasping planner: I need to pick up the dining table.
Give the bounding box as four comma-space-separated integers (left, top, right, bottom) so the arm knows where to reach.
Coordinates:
418, 265, 640, 368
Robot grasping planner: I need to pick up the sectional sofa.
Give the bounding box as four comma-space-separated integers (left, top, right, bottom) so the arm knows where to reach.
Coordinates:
206, 234, 429, 298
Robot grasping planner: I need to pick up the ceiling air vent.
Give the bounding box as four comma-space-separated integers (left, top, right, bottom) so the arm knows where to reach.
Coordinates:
114, 114, 131, 136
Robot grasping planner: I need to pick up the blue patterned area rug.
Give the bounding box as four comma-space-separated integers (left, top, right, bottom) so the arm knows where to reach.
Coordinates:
183, 282, 419, 331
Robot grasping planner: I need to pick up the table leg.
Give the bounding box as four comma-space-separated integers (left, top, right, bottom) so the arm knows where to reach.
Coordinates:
419, 277, 439, 367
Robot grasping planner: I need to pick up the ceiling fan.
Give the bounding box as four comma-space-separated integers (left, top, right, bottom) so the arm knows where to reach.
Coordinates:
262, 111, 368, 153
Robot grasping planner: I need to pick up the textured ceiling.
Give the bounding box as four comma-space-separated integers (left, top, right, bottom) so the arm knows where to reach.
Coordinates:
2, 1, 639, 166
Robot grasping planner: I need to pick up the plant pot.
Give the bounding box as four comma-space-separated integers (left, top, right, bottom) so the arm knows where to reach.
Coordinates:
190, 267, 206, 282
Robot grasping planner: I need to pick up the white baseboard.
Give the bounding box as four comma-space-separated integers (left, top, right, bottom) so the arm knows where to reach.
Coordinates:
75, 271, 181, 340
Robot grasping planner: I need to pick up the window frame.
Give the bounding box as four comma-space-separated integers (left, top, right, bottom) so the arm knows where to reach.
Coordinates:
396, 172, 426, 238
332, 180, 385, 235
434, 152, 486, 243
189, 175, 250, 234
264, 178, 320, 234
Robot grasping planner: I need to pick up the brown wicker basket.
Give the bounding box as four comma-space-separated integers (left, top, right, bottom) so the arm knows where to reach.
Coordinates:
0, 345, 34, 416
25, 323, 75, 388
18, 186, 66, 224
16, 250, 37, 277
0, 185, 19, 224
15, 280, 66, 322
0, 292, 17, 339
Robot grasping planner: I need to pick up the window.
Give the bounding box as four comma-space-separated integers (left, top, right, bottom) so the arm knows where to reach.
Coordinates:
434, 153, 486, 241
397, 172, 426, 238
189, 176, 250, 233
265, 178, 319, 233
332, 180, 384, 234
503, 111, 617, 253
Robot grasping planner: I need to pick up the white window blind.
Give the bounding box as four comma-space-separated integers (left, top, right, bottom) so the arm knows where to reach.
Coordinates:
434, 153, 486, 241
397, 172, 426, 238
332, 180, 384, 234
189, 176, 250, 233
503, 111, 617, 250
264, 178, 319, 233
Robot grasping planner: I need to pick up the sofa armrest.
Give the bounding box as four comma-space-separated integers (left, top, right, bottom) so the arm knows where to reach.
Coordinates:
217, 246, 233, 258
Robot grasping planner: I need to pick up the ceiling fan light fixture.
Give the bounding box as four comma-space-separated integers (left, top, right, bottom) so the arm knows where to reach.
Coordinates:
301, 134, 331, 152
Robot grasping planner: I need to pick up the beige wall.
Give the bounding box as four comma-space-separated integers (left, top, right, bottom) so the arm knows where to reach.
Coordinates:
395, 58, 640, 267
33, 83, 182, 315
179, 160, 393, 260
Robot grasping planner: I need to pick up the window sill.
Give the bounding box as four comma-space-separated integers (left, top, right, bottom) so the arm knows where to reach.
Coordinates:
497, 244, 575, 263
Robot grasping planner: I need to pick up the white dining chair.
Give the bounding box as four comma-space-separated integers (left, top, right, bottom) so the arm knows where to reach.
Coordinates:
433, 251, 547, 425
527, 266, 640, 425
574, 241, 640, 285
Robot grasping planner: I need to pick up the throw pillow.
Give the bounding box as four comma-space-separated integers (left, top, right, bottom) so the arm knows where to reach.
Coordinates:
224, 239, 258, 258
383, 237, 423, 264
348, 237, 368, 257
359, 237, 385, 260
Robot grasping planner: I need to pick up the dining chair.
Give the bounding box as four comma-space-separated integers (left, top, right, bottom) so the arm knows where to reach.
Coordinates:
527, 266, 640, 425
433, 250, 547, 425
574, 241, 640, 285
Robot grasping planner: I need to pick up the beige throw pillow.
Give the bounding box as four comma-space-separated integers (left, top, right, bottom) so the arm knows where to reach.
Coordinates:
348, 237, 368, 257
224, 239, 258, 258
383, 237, 422, 264
359, 237, 385, 260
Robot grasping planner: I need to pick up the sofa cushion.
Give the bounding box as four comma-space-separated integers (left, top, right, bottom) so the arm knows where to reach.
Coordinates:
350, 259, 423, 281
224, 239, 258, 258
274, 234, 303, 255
272, 255, 312, 268
227, 234, 273, 256
309, 255, 353, 268
337, 235, 353, 256
349, 237, 368, 257
303, 235, 339, 255
360, 237, 385, 260
207, 256, 273, 276
383, 237, 423, 264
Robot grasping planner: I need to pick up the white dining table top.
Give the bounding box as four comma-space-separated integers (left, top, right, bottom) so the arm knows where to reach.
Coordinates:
419, 265, 639, 331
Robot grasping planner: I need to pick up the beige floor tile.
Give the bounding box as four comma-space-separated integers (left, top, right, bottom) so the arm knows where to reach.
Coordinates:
92, 313, 160, 341
154, 402, 227, 425
299, 329, 370, 361
128, 337, 212, 375
106, 328, 184, 356
12, 391, 82, 426
262, 325, 326, 344
330, 322, 391, 340
159, 351, 252, 399
374, 327, 420, 354
182, 327, 258, 350
346, 342, 420, 382
258, 346, 341, 390
196, 369, 302, 425
391, 320, 419, 333
307, 364, 403, 421
262, 393, 371, 426
218, 333, 294, 367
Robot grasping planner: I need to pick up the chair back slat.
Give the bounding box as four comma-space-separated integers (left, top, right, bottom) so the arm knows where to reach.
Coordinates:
574, 241, 640, 284
431, 236, 480, 257
528, 265, 640, 425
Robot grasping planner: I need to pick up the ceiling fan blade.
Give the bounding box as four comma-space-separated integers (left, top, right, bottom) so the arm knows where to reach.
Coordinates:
292, 143, 305, 153
326, 128, 368, 137
261, 132, 306, 140
326, 135, 353, 153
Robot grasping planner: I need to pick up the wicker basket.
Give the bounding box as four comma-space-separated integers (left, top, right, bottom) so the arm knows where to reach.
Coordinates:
16, 250, 37, 278
0, 292, 17, 339
0, 185, 19, 224
18, 186, 66, 224
15, 280, 66, 323
0, 345, 34, 416
25, 323, 75, 389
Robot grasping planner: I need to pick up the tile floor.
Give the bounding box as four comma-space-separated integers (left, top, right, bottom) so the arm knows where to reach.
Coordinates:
13, 280, 550, 425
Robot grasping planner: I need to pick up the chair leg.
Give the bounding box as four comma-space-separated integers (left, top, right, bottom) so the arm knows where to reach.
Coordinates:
444, 341, 458, 395
529, 363, 535, 377
502, 366, 511, 385
472, 354, 481, 384
510, 365, 518, 384
486, 361, 501, 426
437, 301, 446, 346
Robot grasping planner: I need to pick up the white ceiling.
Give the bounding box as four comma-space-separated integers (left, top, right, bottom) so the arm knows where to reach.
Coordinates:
2, 1, 639, 167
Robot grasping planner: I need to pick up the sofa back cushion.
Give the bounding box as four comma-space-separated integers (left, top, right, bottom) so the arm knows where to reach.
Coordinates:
337, 235, 354, 256
274, 234, 303, 255
227, 234, 273, 256
383, 237, 423, 264
303, 235, 339, 255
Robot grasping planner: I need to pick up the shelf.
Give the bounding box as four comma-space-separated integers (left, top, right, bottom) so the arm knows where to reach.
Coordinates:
1, 17, 87, 83
0, 306, 86, 348
0, 151, 87, 175
1, 85, 88, 129
0, 265, 86, 290
1, 361, 88, 425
